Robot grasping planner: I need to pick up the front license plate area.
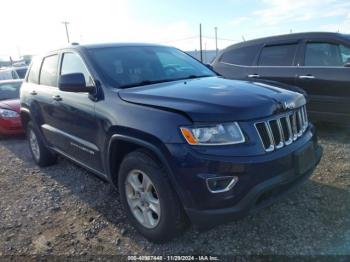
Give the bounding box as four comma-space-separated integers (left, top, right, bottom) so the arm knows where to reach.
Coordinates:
294, 142, 316, 175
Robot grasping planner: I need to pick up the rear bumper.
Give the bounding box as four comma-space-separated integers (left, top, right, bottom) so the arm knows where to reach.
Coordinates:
185, 145, 322, 228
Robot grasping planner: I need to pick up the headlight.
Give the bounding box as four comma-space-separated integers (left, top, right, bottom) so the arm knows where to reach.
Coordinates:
180, 122, 245, 145
0, 108, 19, 118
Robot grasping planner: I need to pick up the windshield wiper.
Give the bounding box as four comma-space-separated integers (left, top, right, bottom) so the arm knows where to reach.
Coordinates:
183, 74, 213, 79
118, 75, 214, 89
119, 79, 180, 89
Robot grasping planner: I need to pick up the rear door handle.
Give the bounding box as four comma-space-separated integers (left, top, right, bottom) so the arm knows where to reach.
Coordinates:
52, 95, 62, 101
248, 74, 260, 78
299, 75, 315, 79
29, 91, 37, 95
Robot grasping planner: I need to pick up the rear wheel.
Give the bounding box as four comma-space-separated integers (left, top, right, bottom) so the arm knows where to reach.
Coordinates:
27, 121, 57, 167
118, 150, 188, 242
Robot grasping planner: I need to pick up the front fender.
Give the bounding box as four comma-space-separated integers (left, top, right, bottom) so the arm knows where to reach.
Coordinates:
105, 131, 188, 207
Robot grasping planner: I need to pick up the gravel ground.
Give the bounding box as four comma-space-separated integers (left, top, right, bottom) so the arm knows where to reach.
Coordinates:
0, 124, 349, 257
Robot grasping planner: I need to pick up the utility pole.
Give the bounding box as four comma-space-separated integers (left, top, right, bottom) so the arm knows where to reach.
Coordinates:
215, 27, 218, 56
199, 23, 203, 62
62, 21, 70, 43
16, 46, 21, 58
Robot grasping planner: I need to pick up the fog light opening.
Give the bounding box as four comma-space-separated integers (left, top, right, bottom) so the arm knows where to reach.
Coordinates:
206, 176, 238, 193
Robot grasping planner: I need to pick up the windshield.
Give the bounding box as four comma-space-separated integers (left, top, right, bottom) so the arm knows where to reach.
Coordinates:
89, 46, 216, 88
0, 82, 21, 101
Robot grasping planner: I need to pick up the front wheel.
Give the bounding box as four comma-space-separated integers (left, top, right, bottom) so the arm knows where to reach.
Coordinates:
118, 150, 188, 242
27, 121, 57, 167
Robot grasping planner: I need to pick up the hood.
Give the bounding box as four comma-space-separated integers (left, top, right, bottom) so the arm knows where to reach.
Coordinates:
0, 99, 20, 113
118, 77, 306, 122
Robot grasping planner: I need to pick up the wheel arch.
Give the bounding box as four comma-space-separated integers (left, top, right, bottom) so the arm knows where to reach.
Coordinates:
20, 108, 31, 131
106, 134, 170, 184
106, 132, 187, 206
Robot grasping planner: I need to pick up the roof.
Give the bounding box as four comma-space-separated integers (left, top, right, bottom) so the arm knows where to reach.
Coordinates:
227, 32, 349, 49
61, 42, 170, 52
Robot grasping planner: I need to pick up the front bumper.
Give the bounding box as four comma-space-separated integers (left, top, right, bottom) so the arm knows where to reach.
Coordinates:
165, 125, 322, 227
0, 117, 24, 135
186, 145, 322, 227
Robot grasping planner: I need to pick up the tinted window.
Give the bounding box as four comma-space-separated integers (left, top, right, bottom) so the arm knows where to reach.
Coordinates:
0, 71, 15, 81
15, 68, 27, 79
39, 55, 59, 87
0, 82, 22, 100
61, 53, 93, 86
11, 70, 19, 79
89, 46, 215, 88
220, 45, 259, 66
258, 44, 297, 66
27, 58, 41, 84
305, 42, 350, 66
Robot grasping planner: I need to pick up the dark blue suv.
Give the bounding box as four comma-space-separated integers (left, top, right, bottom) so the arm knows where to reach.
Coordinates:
20, 44, 322, 242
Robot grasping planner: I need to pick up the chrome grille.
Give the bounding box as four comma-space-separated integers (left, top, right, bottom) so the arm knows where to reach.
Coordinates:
255, 106, 309, 152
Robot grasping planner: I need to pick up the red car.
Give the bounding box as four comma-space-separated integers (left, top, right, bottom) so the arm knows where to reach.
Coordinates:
0, 80, 24, 137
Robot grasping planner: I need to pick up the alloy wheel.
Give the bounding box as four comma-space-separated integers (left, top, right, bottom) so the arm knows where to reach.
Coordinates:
125, 169, 161, 229
29, 129, 40, 161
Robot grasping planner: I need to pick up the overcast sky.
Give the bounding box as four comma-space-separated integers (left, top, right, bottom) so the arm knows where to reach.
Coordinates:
2, 0, 350, 58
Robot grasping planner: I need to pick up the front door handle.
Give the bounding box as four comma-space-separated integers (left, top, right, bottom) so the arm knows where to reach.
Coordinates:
248, 74, 260, 78
299, 75, 315, 79
29, 91, 37, 95
52, 95, 62, 101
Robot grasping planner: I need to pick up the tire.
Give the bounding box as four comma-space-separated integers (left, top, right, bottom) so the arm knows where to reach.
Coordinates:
118, 150, 188, 242
27, 121, 57, 167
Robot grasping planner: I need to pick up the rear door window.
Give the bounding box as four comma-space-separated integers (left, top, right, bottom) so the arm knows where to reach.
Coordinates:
39, 55, 59, 87
304, 42, 350, 66
258, 44, 297, 66
27, 58, 42, 84
220, 45, 260, 66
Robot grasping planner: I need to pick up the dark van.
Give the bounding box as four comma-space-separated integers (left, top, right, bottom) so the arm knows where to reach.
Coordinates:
212, 32, 350, 124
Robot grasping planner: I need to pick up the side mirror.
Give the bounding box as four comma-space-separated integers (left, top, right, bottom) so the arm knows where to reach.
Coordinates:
58, 73, 94, 93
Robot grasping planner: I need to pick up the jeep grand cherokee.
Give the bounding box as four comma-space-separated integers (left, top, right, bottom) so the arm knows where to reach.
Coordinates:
20, 44, 322, 242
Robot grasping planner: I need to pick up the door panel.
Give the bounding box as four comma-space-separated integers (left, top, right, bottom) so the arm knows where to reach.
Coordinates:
215, 63, 256, 80
257, 67, 298, 87
34, 54, 62, 146
48, 51, 103, 172
296, 41, 350, 121
48, 91, 102, 172
296, 67, 350, 116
